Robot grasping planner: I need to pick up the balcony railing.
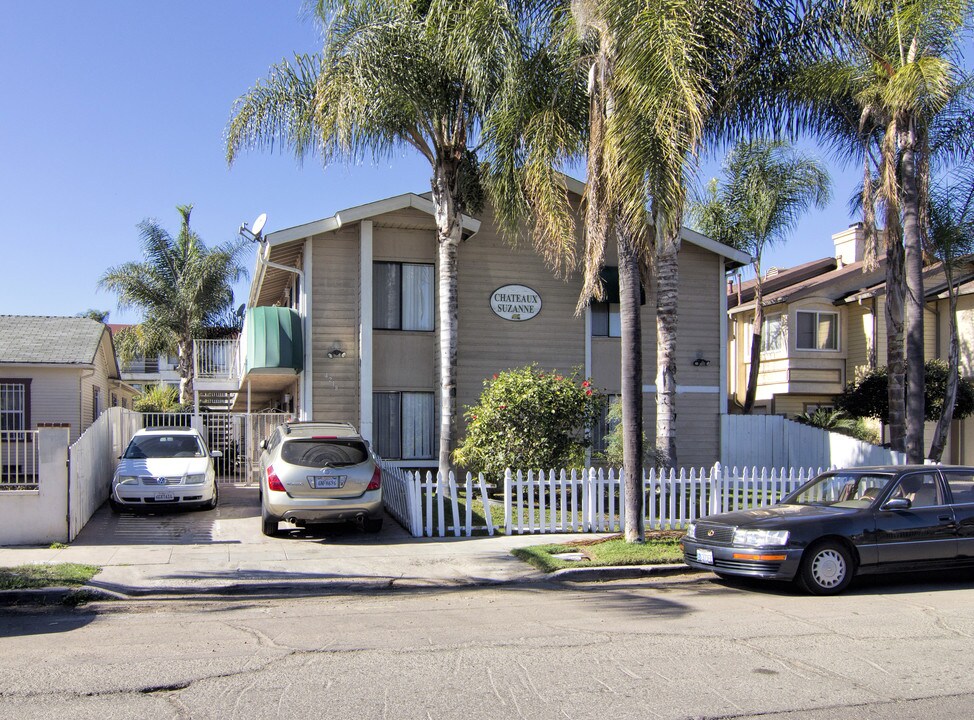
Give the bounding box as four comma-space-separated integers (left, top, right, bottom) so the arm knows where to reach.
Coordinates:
120, 357, 161, 374
194, 339, 242, 381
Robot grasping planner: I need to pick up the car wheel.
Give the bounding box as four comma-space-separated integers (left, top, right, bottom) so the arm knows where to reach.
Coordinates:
363, 518, 383, 534
261, 504, 279, 537
798, 541, 854, 595
203, 484, 219, 511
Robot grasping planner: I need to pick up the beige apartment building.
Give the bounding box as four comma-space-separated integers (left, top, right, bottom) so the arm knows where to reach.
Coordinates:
234, 180, 749, 470
728, 223, 974, 462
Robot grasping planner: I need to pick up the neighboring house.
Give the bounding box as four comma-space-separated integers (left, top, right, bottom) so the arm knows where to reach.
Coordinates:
727, 223, 974, 462
107, 323, 181, 394
229, 180, 749, 470
0, 316, 138, 443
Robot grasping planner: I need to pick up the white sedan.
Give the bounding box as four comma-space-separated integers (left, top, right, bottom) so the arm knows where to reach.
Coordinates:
110, 427, 221, 511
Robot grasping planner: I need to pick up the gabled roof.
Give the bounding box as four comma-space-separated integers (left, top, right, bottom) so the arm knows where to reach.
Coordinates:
729, 252, 974, 316
0, 316, 113, 366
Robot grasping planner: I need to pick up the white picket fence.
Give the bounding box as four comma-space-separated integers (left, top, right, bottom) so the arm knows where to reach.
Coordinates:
380, 463, 826, 538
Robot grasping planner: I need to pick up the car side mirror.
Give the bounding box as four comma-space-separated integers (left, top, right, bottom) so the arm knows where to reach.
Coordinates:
883, 497, 912, 511
259, 439, 268, 451
210, 450, 223, 458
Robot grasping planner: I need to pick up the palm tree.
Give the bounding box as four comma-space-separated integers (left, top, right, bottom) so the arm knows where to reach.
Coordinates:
691, 139, 831, 414
927, 168, 974, 460
99, 205, 248, 404
486, 0, 761, 541
795, 0, 972, 461
225, 0, 519, 478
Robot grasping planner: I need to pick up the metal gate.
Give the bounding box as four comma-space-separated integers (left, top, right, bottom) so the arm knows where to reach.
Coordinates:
137, 412, 290, 485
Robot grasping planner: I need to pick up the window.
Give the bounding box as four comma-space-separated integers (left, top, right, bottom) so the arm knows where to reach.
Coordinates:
374, 262, 434, 331
943, 471, 974, 504
890, 473, 943, 508
0, 380, 30, 434
796, 311, 838, 350
591, 303, 621, 337
373, 391, 435, 460
92, 387, 101, 423
760, 314, 785, 353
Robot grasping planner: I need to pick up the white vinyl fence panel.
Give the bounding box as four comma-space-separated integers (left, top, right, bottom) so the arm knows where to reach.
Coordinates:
721, 414, 906, 470
68, 407, 141, 540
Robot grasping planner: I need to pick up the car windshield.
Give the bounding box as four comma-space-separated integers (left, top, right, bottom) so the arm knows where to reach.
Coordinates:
281, 439, 369, 468
784, 472, 895, 508
124, 435, 204, 459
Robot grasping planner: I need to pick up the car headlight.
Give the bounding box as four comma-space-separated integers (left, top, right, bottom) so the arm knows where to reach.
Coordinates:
733, 528, 790, 547
184, 474, 206, 485
116, 476, 139, 485
685, 522, 697, 539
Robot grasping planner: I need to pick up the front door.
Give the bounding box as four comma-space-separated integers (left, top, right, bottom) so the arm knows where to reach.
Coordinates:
873, 471, 957, 564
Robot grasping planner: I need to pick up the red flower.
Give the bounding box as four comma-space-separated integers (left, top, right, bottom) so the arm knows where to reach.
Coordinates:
492, 374, 498, 380
555, 375, 563, 381
472, 414, 478, 420
499, 404, 507, 410
582, 380, 590, 388
586, 389, 593, 396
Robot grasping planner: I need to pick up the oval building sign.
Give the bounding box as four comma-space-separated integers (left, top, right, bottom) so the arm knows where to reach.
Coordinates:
490, 284, 542, 322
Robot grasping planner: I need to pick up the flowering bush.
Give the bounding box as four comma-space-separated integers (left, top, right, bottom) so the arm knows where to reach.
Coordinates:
453, 365, 603, 478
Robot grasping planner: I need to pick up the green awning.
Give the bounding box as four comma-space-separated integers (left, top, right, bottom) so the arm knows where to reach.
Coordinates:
244, 307, 304, 374
599, 266, 646, 305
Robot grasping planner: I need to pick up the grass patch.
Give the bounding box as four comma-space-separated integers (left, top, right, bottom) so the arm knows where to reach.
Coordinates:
512, 531, 685, 573
0, 563, 100, 590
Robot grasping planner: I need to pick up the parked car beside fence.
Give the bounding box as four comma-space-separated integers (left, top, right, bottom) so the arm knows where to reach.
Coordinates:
683, 465, 974, 594
258, 422, 383, 536
110, 427, 221, 511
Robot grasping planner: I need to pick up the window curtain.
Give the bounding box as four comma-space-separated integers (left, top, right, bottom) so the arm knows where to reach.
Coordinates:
402, 264, 433, 331
402, 392, 434, 459
373, 263, 401, 330
372, 393, 401, 459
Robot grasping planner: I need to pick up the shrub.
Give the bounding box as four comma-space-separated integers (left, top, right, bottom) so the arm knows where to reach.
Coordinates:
133, 383, 190, 413
792, 408, 879, 443
453, 365, 603, 478
595, 400, 666, 469
834, 360, 974, 423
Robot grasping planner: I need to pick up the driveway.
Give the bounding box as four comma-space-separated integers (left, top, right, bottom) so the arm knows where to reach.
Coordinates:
75, 485, 407, 546
0, 486, 597, 595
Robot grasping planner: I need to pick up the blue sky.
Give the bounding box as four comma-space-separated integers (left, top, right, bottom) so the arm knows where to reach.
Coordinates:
0, 2, 968, 323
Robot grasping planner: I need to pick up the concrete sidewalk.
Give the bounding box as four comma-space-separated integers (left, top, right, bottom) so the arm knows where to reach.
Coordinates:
0, 486, 690, 600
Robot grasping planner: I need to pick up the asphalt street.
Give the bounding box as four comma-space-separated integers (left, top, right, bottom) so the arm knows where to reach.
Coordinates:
2, 571, 974, 719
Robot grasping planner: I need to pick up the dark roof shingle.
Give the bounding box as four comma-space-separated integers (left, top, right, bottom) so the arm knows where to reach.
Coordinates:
0, 316, 108, 365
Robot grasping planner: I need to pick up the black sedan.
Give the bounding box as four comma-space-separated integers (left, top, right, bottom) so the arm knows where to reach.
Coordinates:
682, 465, 974, 594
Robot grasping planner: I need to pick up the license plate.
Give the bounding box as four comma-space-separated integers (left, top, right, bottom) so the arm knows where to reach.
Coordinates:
696, 548, 714, 565
310, 475, 346, 489
155, 491, 175, 501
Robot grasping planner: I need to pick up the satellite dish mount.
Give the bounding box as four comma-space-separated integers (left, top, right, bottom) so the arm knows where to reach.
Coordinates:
239, 212, 267, 243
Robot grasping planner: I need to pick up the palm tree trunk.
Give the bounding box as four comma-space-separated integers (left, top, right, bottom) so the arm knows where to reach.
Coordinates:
431, 158, 463, 478
177, 338, 194, 406
743, 261, 764, 414
901, 141, 925, 464
655, 229, 680, 468
885, 239, 906, 453
617, 219, 645, 543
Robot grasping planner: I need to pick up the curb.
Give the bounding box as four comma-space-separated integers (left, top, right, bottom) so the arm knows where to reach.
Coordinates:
0, 585, 126, 607
549, 563, 701, 583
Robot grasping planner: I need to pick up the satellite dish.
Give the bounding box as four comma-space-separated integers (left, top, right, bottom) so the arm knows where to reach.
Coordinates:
236, 303, 246, 317
251, 213, 267, 238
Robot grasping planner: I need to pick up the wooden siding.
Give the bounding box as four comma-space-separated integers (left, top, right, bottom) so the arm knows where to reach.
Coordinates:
845, 301, 874, 372
455, 205, 586, 418
311, 228, 361, 425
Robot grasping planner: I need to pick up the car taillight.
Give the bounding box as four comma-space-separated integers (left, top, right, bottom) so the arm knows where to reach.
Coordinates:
367, 467, 382, 491
266, 466, 286, 492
